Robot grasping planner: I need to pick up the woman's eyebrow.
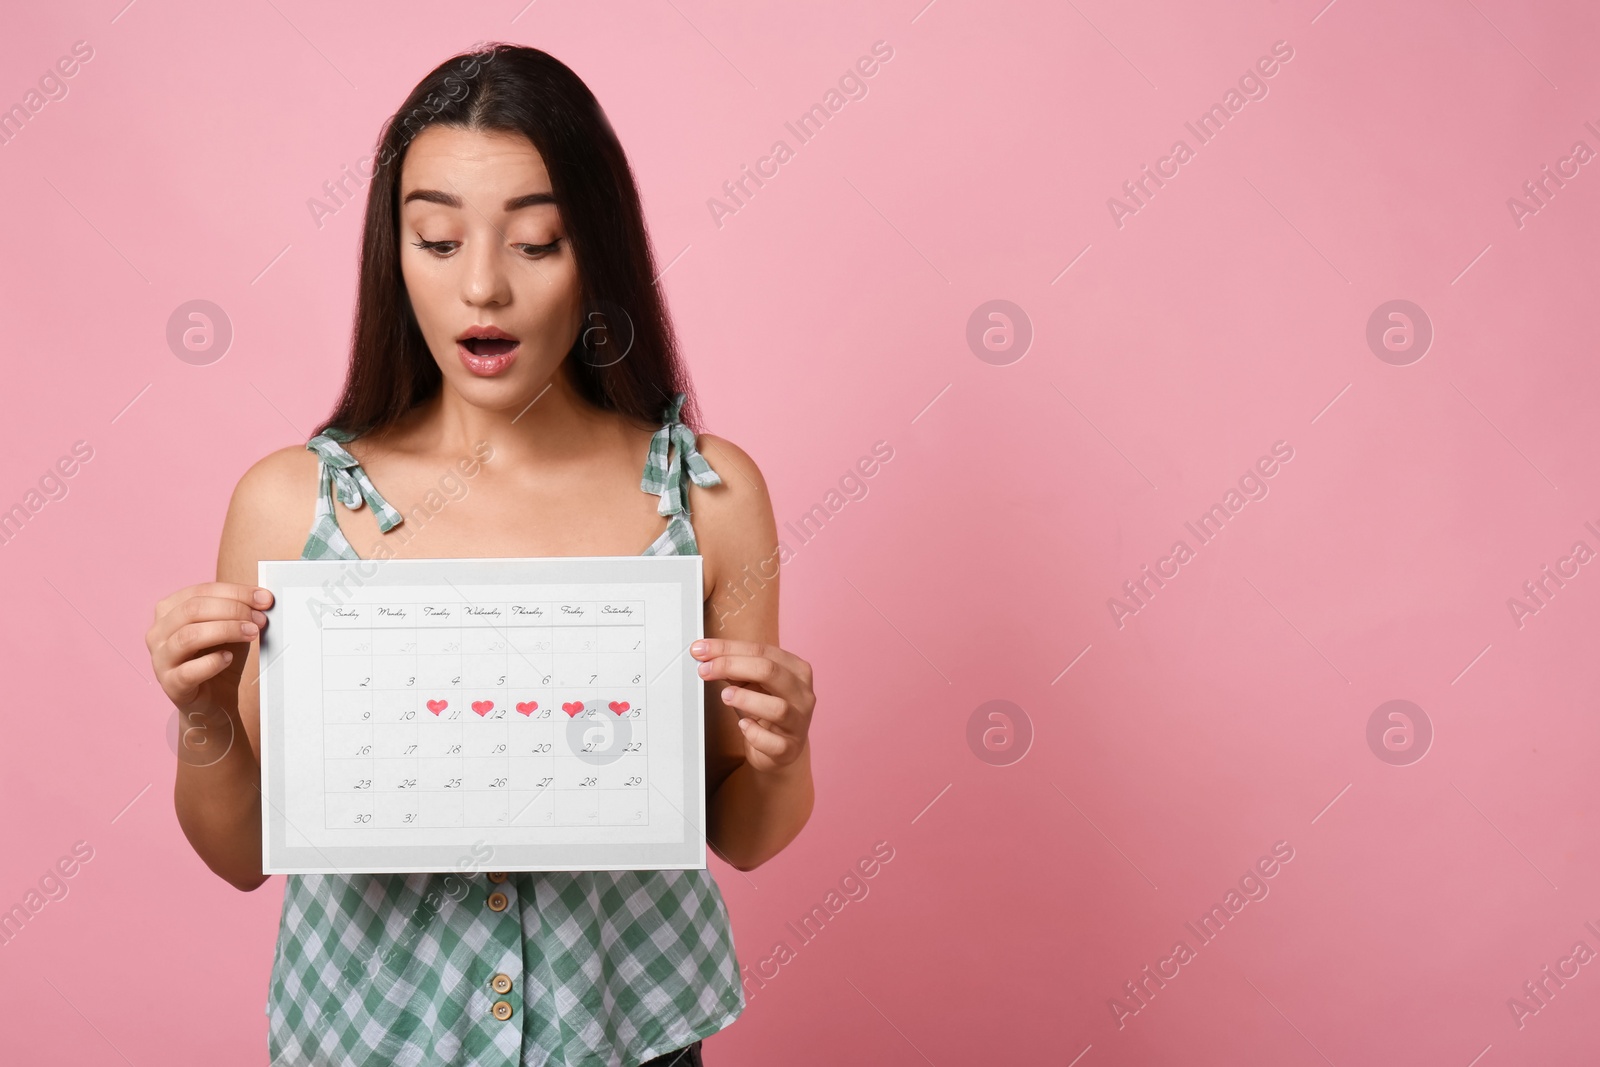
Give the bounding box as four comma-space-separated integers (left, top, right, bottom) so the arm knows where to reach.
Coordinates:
401, 189, 557, 211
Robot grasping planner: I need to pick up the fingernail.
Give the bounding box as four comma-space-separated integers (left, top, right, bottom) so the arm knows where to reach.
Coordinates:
697, 661, 711, 676
252, 610, 268, 626
690, 641, 706, 655
253, 589, 272, 606
221, 650, 234, 664
241, 622, 259, 637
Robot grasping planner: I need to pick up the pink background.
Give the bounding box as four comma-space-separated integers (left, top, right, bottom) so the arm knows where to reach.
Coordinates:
2, 0, 1599, 1063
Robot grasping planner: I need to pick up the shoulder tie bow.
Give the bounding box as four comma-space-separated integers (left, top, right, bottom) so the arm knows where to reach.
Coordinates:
641, 392, 722, 517
305, 428, 404, 533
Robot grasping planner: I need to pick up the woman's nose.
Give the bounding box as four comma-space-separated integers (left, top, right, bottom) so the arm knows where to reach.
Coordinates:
460, 235, 511, 307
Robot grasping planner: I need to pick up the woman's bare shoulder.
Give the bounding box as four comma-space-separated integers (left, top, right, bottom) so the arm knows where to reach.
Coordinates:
693, 432, 771, 509
689, 433, 778, 586
217, 444, 321, 574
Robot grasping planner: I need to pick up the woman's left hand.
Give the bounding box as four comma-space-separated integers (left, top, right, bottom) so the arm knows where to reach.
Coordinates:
691, 638, 814, 773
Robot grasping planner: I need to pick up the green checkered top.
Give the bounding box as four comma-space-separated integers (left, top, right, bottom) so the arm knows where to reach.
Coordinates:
267, 392, 741, 1065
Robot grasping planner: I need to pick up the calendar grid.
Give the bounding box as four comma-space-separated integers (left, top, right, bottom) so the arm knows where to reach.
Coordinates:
318, 597, 651, 831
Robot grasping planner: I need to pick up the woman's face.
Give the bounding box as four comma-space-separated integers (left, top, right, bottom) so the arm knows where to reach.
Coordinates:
397, 124, 582, 410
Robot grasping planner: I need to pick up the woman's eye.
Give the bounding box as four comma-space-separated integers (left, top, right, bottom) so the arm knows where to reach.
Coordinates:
409, 238, 560, 258
517, 239, 562, 258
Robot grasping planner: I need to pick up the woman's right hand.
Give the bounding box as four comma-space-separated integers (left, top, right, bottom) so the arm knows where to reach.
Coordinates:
145, 581, 272, 710
154, 580, 276, 889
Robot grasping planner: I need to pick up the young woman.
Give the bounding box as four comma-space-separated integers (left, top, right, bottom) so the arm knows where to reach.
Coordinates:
144, 43, 815, 1066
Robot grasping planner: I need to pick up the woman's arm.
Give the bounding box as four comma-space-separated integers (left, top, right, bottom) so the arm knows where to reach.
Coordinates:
691, 435, 816, 871
155, 447, 316, 892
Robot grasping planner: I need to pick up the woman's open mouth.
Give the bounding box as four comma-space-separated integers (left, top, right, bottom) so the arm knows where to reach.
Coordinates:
457, 329, 521, 377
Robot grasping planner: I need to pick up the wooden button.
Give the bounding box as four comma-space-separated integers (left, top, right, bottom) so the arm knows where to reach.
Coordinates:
487, 871, 508, 884
491, 999, 513, 1021
490, 973, 513, 994
487, 891, 509, 912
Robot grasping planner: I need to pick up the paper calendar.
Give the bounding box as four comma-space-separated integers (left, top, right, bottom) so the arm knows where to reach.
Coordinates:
257, 556, 706, 874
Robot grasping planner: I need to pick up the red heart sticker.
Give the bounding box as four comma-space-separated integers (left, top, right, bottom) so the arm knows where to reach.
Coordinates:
472, 700, 494, 716
515, 701, 539, 716
608, 701, 630, 715
562, 701, 585, 717
426, 699, 447, 715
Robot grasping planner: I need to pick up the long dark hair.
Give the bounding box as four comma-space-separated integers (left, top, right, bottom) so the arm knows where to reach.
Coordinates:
316, 42, 701, 439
